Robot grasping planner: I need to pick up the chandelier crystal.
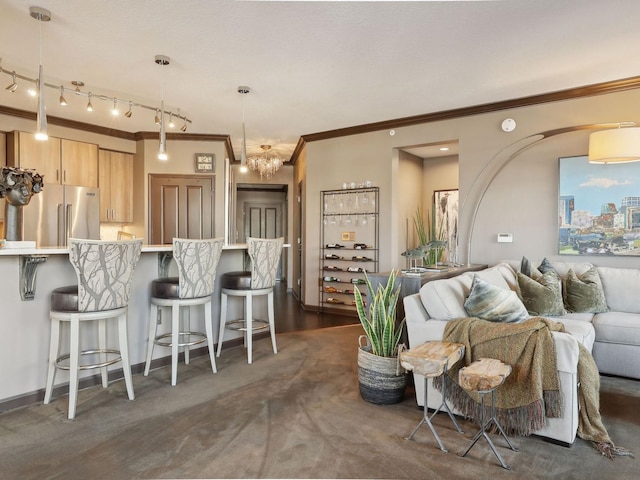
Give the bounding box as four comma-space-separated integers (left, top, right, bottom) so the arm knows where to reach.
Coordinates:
248, 145, 284, 178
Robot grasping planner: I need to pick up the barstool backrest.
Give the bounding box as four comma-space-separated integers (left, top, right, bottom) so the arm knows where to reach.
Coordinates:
247, 237, 284, 290
68, 238, 143, 312
173, 238, 224, 298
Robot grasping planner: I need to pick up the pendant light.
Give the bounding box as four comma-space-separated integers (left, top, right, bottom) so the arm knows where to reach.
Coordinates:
30, 6, 51, 141
155, 55, 170, 161
238, 86, 251, 173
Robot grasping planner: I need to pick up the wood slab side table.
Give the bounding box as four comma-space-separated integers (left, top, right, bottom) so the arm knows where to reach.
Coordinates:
400, 341, 465, 452
457, 358, 519, 470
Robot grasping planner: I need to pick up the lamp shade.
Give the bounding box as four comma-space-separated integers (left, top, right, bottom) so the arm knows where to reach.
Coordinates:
588, 127, 640, 164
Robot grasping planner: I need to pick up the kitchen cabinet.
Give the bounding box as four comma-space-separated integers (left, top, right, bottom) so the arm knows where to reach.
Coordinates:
98, 149, 133, 223
7, 132, 98, 187
61, 139, 98, 187
320, 187, 379, 314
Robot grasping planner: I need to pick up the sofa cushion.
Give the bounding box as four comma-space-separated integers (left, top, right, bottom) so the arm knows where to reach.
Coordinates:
549, 317, 596, 352
597, 266, 640, 314
564, 267, 608, 314
517, 270, 565, 316
592, 312, 640, 346
464, 275, 529, 323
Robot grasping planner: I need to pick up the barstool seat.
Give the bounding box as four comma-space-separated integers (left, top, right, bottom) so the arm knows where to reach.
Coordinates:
44, 239, 142, 420
144, 238, 224, 386
220, 271, 252, 290
50, 285, 80, 311
151, 277, 181, 298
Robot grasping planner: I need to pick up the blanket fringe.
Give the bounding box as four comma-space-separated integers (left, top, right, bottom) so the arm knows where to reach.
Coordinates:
594, 441, 635, 460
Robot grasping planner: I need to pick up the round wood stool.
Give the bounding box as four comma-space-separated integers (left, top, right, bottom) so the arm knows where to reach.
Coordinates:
457, 358, 519, 470
400, 341, 465, 452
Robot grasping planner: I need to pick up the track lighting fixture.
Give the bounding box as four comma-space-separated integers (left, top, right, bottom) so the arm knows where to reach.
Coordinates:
59, 85, 67, 106
0, 14, 191, 139
6, 71, 18, 92
72, 80, 83, 94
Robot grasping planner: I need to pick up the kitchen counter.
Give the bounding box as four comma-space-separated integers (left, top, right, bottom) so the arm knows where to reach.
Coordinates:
0, 244, 282, 410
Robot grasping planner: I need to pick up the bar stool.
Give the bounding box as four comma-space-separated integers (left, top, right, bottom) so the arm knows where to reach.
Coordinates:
400, 341, 465, 452
217, 237, 284, 364
44, 238, 143, 419
458, 358, 519, 470
144, 238, 223, 386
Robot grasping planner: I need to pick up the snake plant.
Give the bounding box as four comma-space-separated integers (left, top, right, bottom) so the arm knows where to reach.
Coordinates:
353, 270, 404, 357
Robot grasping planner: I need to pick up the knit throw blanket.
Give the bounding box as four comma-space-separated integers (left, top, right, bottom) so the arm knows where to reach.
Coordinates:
436, 317, 633, 459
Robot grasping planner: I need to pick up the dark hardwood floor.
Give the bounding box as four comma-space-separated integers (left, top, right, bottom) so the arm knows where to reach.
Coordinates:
272, 282, 361, 333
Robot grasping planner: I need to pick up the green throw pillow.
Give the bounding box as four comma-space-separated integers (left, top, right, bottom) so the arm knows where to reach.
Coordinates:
464, 275, 529, 323
564, 267, 608, 313
517, 270, 565, 316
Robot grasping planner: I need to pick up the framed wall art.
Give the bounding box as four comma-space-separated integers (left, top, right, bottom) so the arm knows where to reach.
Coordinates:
559, 155, 640, 256
434, 189, 459, 262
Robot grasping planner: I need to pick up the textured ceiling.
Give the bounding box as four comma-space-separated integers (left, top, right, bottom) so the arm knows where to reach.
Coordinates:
2, 0, 640, 160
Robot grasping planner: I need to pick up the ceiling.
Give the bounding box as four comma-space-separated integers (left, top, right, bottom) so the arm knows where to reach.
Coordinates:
2, 0, 640, 161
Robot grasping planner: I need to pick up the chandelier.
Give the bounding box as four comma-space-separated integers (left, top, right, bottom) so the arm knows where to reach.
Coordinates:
248, 145, 284, 178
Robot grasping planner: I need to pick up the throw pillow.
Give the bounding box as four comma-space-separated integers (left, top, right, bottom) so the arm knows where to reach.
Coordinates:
564, 267, 608, 313
517, 270, 565, 316
464, 275, 529, 323
537, 258, 557, 275
520, 255, 542, 280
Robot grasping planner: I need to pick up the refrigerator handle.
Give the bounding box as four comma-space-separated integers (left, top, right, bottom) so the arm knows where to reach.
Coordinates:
57, 204, 65, 247
66, 204, 73, 246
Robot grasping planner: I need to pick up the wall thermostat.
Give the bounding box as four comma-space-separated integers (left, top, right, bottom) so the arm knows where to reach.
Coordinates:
501, 118, 517, 132
497, 233, 513, 243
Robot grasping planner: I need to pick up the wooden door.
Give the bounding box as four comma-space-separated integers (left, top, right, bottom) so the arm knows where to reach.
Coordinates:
61, 139, 98, 187
243, 202, 282, 240
149, 174, 214, 244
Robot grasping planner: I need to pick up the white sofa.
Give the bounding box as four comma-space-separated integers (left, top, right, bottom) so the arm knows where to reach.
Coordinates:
403, 260, 640, 445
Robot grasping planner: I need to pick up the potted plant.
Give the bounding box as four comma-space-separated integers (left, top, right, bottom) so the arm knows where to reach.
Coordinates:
413, 206, 447, 268
354, 269, 407, 404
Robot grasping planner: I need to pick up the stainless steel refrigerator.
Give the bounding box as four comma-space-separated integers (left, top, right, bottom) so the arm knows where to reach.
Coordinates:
22, 185, 101, 247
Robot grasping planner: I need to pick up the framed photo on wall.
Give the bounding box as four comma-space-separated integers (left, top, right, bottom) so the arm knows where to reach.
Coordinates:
434, 189, 459, 262
195, 153, 215, 172
559, 155, 640, 256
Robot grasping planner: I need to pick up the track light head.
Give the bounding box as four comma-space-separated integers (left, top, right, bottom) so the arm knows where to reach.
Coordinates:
86, 92, 93, 112
6, 72, 18, 92
154, 109, 160, 125
124, 101, 132, 118
72, 80, 84, 94
111, 98, 119, 116
59, 85, 67, 106
168, 113, 175, 129
180, 121, 187, 132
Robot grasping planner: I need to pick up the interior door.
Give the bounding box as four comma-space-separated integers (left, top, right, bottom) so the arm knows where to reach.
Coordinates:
243, 202, 282, 240
149, 174, 214, 244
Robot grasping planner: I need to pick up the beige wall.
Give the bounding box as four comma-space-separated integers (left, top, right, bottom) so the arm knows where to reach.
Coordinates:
302, 88, 640, 307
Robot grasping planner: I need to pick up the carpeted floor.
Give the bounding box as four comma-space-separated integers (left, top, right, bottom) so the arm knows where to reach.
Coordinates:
0, 325, 638, 480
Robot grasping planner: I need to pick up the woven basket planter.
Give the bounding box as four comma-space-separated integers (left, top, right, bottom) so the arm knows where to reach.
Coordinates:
357, 335, 407, 405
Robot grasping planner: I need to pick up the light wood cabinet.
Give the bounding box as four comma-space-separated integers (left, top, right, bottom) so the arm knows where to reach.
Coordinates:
7, 132, 98, 187
98, 149, 133, 223
7, 131, 61, 182
61, 139, 98, 187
